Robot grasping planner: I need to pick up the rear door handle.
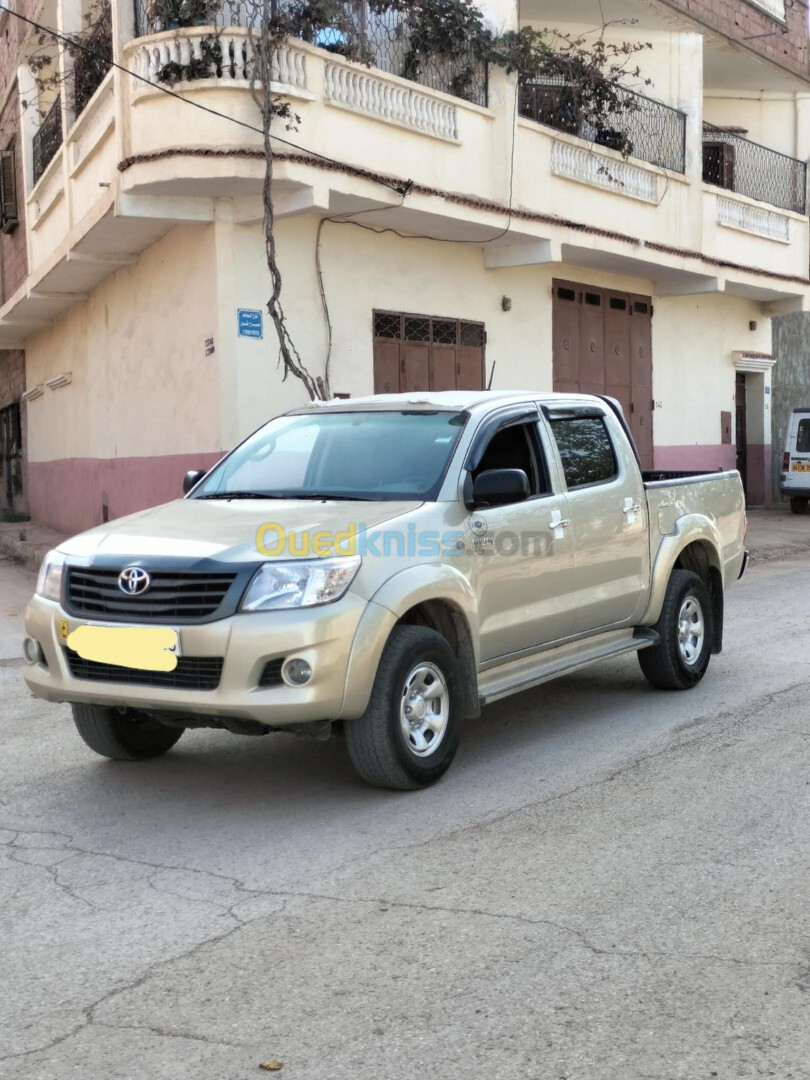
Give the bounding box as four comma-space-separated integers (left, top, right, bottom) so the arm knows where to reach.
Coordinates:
622, 502, 642, 515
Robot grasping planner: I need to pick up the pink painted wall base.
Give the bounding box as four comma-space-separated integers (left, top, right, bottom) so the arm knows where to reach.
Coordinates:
653, 443, 772, 506
653, 444, 737, 473
28, 453, 224, 535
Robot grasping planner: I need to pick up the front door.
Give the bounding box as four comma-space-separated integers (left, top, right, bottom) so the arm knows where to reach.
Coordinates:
466, 418, 576, 662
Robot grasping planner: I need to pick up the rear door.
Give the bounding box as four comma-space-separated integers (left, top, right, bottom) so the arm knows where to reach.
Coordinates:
543, 405, 650, 634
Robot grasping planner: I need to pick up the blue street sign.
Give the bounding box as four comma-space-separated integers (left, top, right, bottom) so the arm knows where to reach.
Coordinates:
238, 309, 263, 339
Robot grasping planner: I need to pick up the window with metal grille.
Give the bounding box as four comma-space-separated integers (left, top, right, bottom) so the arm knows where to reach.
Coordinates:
0, 144, 18, 233
372, 311, 486, 395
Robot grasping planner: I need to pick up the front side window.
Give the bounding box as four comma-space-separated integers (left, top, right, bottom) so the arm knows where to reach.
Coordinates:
473, 423, 550, 498
550, 416, 618, 489
192, 410, 467, 502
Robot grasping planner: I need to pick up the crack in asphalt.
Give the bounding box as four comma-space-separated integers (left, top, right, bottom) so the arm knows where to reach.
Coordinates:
93, 1020, 250, 1050
2, 677, 808, 1063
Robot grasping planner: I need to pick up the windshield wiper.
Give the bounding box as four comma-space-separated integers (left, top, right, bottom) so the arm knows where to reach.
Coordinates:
195, 491, 288, 500
292, 493, 378, 502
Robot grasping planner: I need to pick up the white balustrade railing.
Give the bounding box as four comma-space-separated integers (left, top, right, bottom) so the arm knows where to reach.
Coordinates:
324, 62, 457, 141
134, 31, 307, 89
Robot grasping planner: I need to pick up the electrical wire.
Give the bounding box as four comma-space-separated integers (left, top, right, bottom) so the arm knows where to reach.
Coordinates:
0, 3, 409, 196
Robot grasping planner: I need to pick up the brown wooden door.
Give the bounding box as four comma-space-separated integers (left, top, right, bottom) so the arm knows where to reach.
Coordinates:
736, 372, 747, 494
553, 281, 654, 469
579, 291, 605, 396
373, 312, 486, 394
604, 294, 631, 422
629, 297, 653, 471
551, 284, 580, 394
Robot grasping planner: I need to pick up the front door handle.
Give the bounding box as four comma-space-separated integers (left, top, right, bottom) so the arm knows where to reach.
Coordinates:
548, 510, 571, 531
622, 502, 642, 515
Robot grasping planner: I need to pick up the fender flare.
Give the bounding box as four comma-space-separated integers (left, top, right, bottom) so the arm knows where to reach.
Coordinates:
339, 566, 480, 719
641, 514, 723, 627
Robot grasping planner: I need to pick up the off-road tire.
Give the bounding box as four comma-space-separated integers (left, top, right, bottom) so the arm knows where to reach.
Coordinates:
345, 626, 463, 791
638, 570, 714, 691
790, 497, 808, 515
72, 703, 184, 760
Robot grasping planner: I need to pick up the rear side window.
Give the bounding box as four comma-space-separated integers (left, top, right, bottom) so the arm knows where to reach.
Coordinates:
550, 416, 618, 489
796, 419, 810, 454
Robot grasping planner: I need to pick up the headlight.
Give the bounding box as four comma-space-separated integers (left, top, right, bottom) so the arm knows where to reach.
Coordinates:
240, 557, 361, 612
36, 551, 66, 602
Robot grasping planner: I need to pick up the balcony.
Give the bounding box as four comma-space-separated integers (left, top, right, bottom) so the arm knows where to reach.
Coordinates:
131, 0, 488, 107
702, 124, 806, 215
518, 79, 687, 174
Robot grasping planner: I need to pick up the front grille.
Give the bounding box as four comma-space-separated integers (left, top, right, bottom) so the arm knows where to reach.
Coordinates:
65, 649, 224, 691
258, 659, 284, 688
66, 567, 238, 621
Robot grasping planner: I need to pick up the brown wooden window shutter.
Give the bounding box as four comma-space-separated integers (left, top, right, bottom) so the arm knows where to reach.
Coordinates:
373, 310, 486, 394
0, 147, 19, 233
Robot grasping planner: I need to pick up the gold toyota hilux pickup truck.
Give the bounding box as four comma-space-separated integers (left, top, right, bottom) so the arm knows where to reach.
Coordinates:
23, 391, 747, 790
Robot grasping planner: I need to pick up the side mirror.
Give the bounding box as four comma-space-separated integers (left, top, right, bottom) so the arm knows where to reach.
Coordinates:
183, 469, 207, 495
471, 468, 530, 508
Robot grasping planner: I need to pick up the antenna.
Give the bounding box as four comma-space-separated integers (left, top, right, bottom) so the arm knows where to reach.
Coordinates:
486, 362, 496, 391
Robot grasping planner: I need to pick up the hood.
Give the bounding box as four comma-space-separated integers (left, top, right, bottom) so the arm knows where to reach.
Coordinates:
57, 498, 424, 564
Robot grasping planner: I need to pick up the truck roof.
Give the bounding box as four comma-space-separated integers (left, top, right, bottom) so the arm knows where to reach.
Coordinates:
293, 390, 603, 413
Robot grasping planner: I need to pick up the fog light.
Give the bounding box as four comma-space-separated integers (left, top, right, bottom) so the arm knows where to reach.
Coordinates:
283, 658, 313, 686
23, 637, 43, 665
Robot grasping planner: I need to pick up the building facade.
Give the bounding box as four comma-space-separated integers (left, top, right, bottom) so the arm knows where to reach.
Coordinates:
0, 0, 808, 532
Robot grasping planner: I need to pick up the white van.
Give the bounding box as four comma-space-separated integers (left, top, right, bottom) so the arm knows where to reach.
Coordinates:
780, 408, 810, 514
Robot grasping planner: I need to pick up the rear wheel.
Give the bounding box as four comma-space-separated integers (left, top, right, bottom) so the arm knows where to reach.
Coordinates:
638, 570, 714, 690
345, 626, 463, 791
72, 703, 184, 760
790, 497, 808, 515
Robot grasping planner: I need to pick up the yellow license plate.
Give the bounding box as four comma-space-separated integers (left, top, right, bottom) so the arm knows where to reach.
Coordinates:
791, 462, 810, 471
61, 622, 181, 672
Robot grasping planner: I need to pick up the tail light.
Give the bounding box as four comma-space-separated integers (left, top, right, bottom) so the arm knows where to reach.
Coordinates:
743, 513, 748, 542
783, 452, 790, 471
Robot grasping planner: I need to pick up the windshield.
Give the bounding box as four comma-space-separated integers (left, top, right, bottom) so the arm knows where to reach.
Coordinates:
192, 410, 468, 501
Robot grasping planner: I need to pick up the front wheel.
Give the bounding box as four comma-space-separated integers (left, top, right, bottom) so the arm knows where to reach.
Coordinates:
638, 570, 714, 690
72, 703, 184, 760
790, 497, 808, 515
345, 626, 463, 791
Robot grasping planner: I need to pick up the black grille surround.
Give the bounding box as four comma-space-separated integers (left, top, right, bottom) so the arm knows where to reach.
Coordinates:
64, 649, 224, 691
65, 565, 246, 623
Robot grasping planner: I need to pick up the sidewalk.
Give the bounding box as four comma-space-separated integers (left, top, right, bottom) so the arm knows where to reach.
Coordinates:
1, 505, 809, 575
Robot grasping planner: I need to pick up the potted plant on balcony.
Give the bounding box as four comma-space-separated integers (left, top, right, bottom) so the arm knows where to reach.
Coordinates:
147, 0, 219, 30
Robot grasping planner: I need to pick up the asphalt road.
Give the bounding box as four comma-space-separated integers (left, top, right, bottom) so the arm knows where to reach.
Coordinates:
1, 552, 809, 1080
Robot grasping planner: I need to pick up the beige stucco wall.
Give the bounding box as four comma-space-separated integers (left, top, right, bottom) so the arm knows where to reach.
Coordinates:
226, 214, 771, 455
22, 201, 775, 468
704, 94, 803, 158
652, 292, 772, 448
25, 224, 221, 463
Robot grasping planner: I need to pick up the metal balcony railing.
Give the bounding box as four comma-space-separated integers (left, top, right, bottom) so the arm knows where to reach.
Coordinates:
702, 124, 807, 215
73, 3, 114, 116
518, 78, 686, 173
32, 99, 63, 184
132, 0, 488, 106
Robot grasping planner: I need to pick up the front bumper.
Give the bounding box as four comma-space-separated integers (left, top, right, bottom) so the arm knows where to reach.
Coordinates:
23, 592, 394, 727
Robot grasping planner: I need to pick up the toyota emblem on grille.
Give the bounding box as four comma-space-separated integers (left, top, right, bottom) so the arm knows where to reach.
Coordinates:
118, 567, 151, 596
